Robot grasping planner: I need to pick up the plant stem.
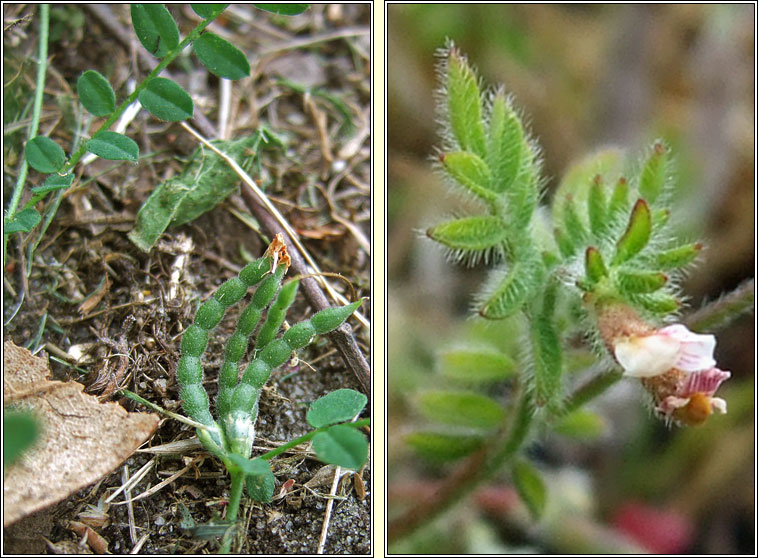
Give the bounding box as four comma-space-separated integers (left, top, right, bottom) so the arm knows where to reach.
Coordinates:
219, 470, 245, 554
4, 3, 49, 262
387, 389, 534, 543
258, 418, 371, 461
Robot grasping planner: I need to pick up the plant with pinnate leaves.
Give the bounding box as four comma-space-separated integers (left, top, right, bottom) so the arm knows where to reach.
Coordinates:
4, 4, 307, 260
128, 234, 368, 552
392, 42, 752, 543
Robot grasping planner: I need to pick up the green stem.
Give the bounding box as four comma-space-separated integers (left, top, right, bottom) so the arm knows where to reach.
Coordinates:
4, 4, 49, 262
258, 418, 371, 461
219, 470, 245, 554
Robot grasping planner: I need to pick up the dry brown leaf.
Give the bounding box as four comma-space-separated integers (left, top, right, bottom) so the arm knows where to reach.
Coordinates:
3, 341, 159, 527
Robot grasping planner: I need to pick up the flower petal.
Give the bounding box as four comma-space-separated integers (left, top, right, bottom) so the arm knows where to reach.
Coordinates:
615, 334, 680, 377
679, 368, 731, 397
658, 325, 716, 372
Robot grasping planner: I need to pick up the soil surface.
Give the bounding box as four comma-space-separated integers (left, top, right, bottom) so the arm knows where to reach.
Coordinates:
4, 4, 370, 554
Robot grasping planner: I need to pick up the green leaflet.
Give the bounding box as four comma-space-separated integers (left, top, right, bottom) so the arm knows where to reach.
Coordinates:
312, 424, 368, 470
306, 389, 367, 428
427, 215, 506, 254
416, 390, 505, 429
128, 133, 262, 252
512, 459, 547, 520
479, 255, 543, 319
77, 70, 116, 117
487, 91, 525, 195
639, 141, 668, 205
440, 348, 515, 383
445, 47, 486, 157
441, 151, 495, 203
405, 431, 484, 462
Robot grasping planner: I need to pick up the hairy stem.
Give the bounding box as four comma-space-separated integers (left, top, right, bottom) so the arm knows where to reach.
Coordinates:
685, 278, 754, 332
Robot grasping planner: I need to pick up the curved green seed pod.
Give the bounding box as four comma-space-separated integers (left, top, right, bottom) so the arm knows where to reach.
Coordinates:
178, 248, 280, 454
283, 321, 317, 349
231, 383, 259, 415
225, 331, 248, 363
224, 298, 363, 459
180, 324, 209, 357
310, 299, 363, 333
177, 355, 203, 386
216, 361, 239, 418
239, 256, 272, 286
194, 298, 226, 330
256, 279, 299, 349
260, 338, 293, 369
241, 359, 271, 389
215, 265, 286, 416
214, 277, 248, 307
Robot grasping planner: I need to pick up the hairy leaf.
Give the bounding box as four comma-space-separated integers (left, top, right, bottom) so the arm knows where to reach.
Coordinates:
405, 431, 484, 462
427, 215, 506, 254
128, 133, 261, 252
440, 348, 515, 383
306, 389, 367, 428
312, 425, 368, 470
445, 47, 486, 157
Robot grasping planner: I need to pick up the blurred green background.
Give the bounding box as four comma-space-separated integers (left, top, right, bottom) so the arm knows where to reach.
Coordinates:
387, 4, 754, 554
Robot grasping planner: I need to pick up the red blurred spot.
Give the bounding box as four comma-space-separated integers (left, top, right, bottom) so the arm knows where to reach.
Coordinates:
613, 501, 694, 554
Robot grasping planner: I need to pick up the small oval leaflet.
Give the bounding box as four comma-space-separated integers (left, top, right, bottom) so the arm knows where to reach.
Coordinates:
77, 70, 116, 117
130, 4, 180, 58
138, 77, 194, 122
193, 32, 250, 80
306, 388, 367, 428
25, 136, 65, 173
312, 424, 368, 470
85, 131, 139, 162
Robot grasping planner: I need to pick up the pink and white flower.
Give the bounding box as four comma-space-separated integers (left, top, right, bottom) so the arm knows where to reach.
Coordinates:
613, 324, 716, 378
